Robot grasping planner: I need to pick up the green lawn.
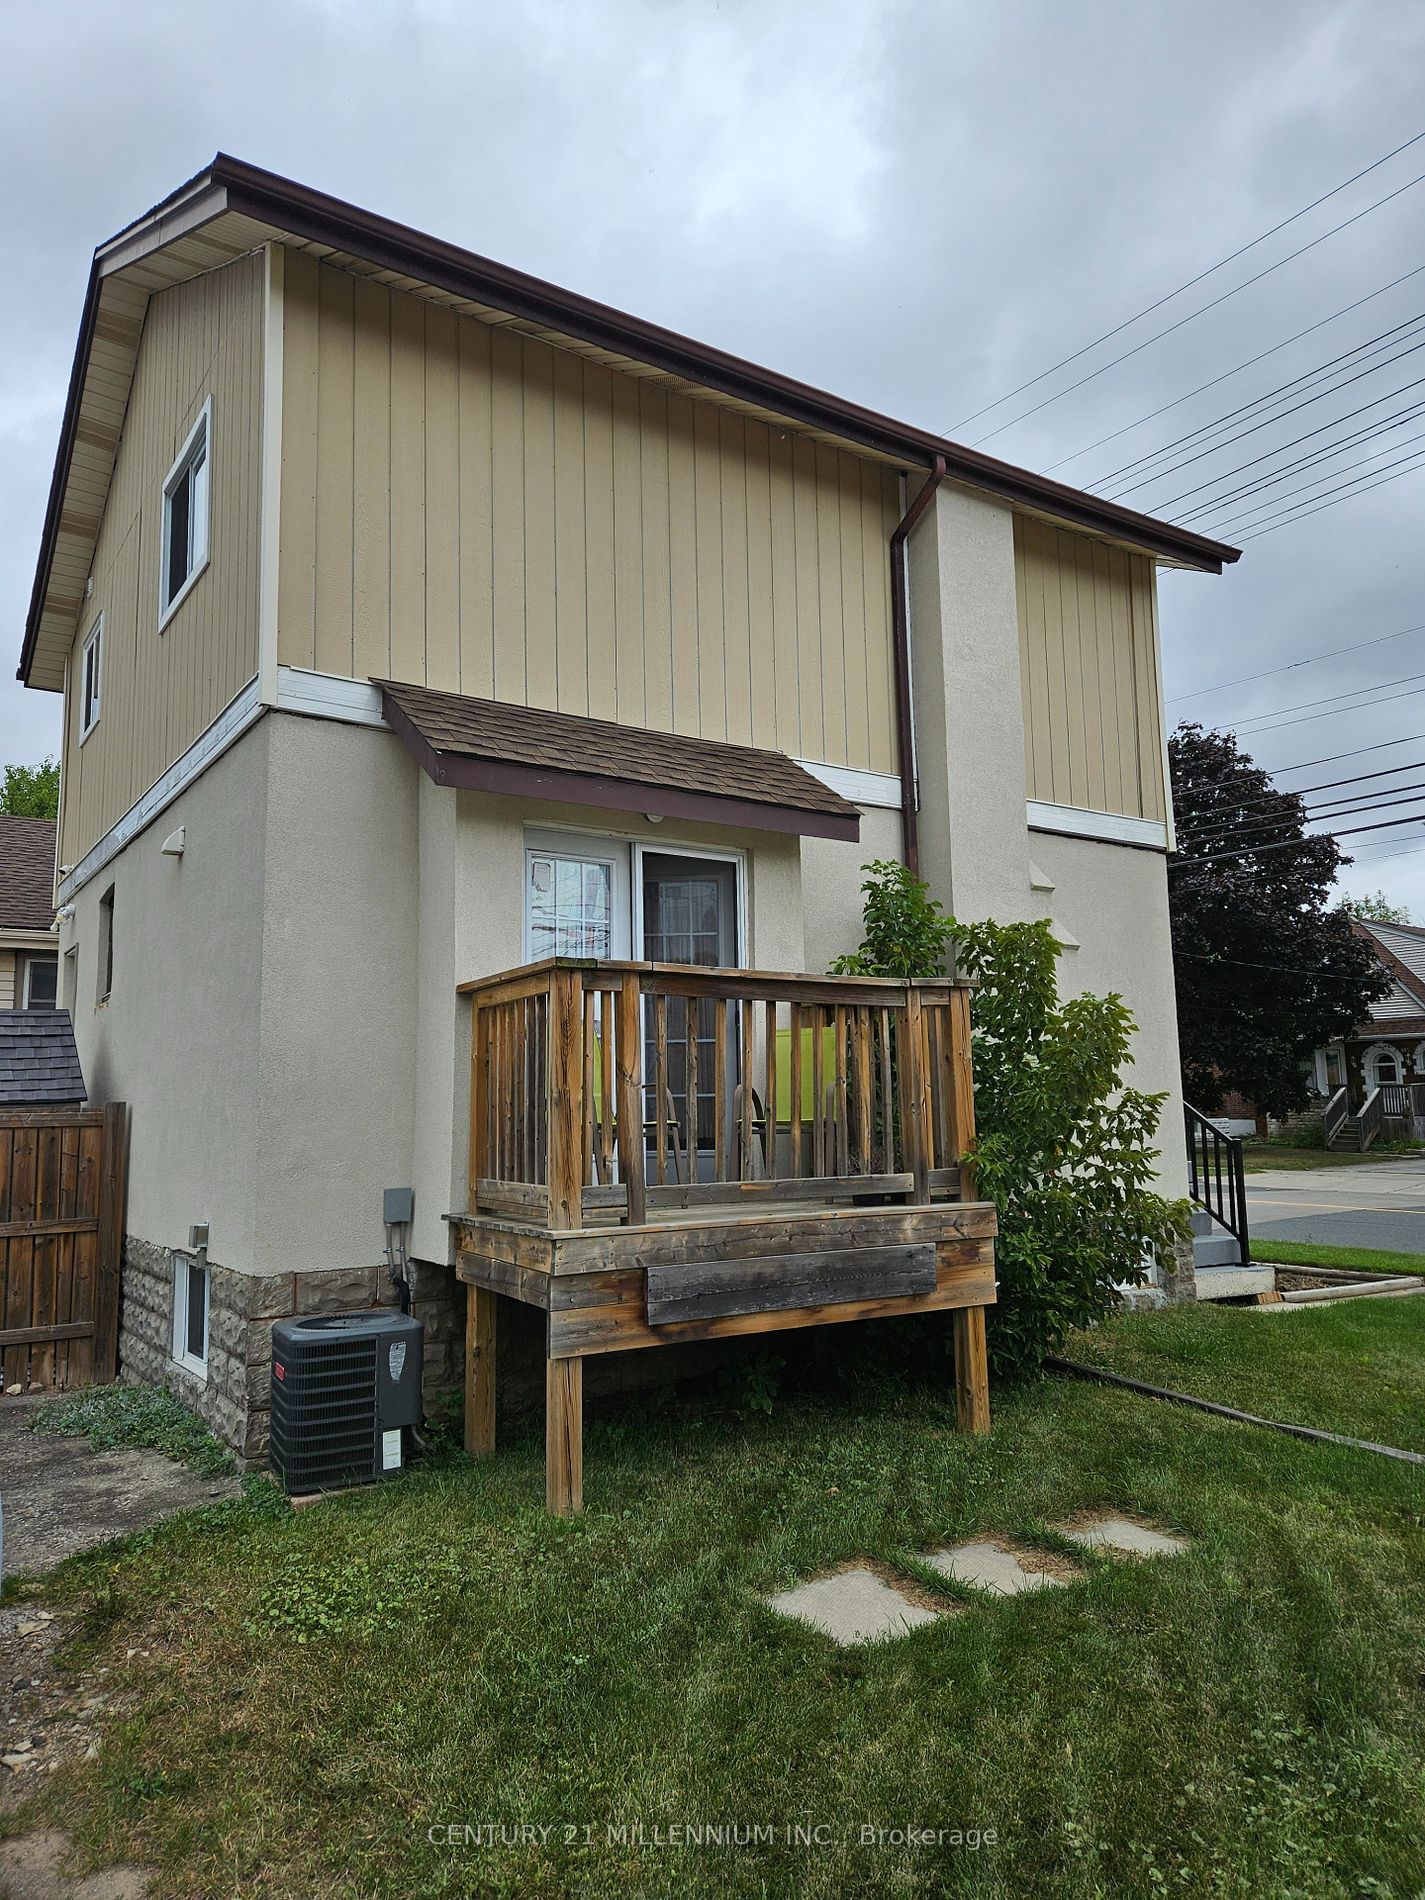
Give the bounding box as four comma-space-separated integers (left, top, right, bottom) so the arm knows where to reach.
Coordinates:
1066, 1296, 1425, 1454
1252, 1239, 1425, 1277
1242, 1144, 1425, 1171
7, 1316, 1425, 1898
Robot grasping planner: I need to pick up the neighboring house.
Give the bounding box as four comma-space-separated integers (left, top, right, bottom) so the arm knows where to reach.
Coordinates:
0, 815, 59, 1009
18, 157, 1237, 1464
1313, 918, 1425, 1148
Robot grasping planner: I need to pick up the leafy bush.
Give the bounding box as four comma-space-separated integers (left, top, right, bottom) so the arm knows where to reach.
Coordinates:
32, 1382, 233, 1477
833, 863, 1188, 1377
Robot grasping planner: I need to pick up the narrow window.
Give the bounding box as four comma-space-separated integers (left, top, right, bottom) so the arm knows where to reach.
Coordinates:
160, 401, 212, 624
62, 945, 78, 1015
172, 1251, 209, 1377
97, 886, 115, 1003
80, 618, 102, 739
22, 957, 58, 1010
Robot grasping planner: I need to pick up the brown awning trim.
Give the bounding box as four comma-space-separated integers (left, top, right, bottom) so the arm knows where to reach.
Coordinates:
374, 679, 862, 842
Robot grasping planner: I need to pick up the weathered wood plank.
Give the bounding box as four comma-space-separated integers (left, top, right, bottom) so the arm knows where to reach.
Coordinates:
455, 1250, 553, 1307
550, 1201, 998, 1273
953, 1303, 991, 1434
645, 1243, 936, 1325
464, 1284, 497, 1457
546, 1357, 583, 1515
548, 1242, 995, 1356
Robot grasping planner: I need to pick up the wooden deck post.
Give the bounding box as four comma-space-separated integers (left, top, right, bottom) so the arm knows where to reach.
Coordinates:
546, 1356, 584, 1514
464, 1284, 497, 1457
952, 1305, 991, 1435
947, 986, 978, 1202
614, 972, 646, 1225
547, 968, 586, 1230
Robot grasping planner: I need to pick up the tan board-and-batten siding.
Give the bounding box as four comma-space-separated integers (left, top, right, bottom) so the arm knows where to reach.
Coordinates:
1014, 514, 1168, 825
59, 252, 265, 870
277, 253, 905, 775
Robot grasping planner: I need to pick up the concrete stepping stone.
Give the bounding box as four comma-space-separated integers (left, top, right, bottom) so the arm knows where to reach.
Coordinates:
766, 1567, 940, 1646
1058, 1513, 1187, 1558
924, 1540, 1069, 1597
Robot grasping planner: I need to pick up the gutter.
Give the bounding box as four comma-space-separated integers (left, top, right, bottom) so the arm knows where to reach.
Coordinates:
889, 457, 946, 878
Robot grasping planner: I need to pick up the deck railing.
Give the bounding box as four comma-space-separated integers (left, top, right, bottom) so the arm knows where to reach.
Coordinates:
459, 959, 979, 1229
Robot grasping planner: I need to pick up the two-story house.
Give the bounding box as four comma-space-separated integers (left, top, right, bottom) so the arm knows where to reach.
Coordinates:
18, 157, 1237, 1480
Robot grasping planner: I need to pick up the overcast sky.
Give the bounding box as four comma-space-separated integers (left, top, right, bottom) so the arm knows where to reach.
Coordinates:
2, 0, 1423, 910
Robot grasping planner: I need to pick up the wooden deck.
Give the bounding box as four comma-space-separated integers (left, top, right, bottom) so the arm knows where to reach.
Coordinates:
452, 959, 997, 1512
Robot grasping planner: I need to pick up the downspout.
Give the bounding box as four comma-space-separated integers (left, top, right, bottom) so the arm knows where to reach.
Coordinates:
889, 455, 946, 879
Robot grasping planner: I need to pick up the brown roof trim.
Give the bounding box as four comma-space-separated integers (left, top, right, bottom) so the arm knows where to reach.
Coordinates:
19, 156, 1239, 685
375, 681, 862, 843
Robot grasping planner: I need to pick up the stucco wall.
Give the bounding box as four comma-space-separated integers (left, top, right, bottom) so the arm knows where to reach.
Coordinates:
1024, 829, 1189, 1197
252, 711, 420, 1274
799, 807, 902, 972
59, 721, 268, 1265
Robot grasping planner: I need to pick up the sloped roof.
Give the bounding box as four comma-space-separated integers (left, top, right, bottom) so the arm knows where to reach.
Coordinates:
1353, 918, 1425, 1028
0, 1010, 86, 1104
20, 154, 1239, 693
0, 816, 57, 931
375, 678, 862, 841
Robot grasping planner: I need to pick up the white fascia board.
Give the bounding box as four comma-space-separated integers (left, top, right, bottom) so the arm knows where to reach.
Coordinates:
57, 677, 264, 904
275, 667, 388, 727
795, 758, 901, 811
1026, 800, 1168, 851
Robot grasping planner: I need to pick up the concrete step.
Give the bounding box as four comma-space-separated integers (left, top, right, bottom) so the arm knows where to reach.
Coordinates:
1190, 1207, 1215, 1237
1192, 1232, 1242, 1268
1195, 1263, 1276, 1302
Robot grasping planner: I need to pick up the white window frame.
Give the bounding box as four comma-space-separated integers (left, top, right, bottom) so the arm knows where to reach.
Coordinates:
1364, 1043, 1404, 1091
159, 398, 212, 629
171, 1249, 209, 1379
21, 955, 58, 1010
521, 824, 748, 968
79, 616, 103, 742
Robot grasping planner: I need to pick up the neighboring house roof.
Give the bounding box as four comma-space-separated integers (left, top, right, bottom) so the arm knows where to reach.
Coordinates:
19, 154, 1241, 693
1350, 918, 1425, 1029
0, 1010, 86, 1105
375, 678, 862, 842
0, 816, 57, 932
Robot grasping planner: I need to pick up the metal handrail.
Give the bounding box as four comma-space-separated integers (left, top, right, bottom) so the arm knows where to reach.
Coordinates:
1184, 1101, 1251, 1265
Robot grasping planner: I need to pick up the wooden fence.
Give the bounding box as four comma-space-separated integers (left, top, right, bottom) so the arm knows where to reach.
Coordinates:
0, 1102, 128, 1393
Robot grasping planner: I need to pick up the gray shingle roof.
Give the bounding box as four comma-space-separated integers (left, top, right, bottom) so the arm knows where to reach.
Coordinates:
0, 816, 57, 932
0, 1010, 86, 1104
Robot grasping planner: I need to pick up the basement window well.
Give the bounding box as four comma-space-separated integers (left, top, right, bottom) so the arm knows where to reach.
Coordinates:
171, 1250, 209, 1378
160, 399, 211, 626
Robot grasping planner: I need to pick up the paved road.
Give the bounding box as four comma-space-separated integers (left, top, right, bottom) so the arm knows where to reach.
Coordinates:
1245, 1159, 1425, 1254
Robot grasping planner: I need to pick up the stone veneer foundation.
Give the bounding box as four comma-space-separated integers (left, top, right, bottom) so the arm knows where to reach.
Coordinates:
119, 1237, 464, 1468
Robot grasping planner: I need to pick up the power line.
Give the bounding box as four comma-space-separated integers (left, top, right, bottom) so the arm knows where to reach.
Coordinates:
1171, 808, 1425, 869
1171, 396, 1425, 521
1176, 948, 1379, 979
1229, 667, 1425, 733
946, 130, 1425, 435
1341, 840, 1425, 867
956, 162, 1425, 448
1220, 677, 1425, 739
1201, 426, 1425, 533
1135, 376, 1425, 513
1093, 312, 1425, 495
1173, 756, 1425, 827
1045, 264, 1425, 476
1165, 622, 1425, 705
1252, 733, 1425, 777
1178, 783, 1425, 849
1235, 450, 1425, 541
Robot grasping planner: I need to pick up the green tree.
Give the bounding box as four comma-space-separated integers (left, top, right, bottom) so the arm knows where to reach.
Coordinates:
833, 862, 1186, 1376
1347, 890, 1412, 925
0, 757, 60, 820
1169, 725, 1389, 1116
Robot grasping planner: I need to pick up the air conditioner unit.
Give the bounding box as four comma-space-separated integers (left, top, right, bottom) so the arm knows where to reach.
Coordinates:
270, 1311, 423, 1495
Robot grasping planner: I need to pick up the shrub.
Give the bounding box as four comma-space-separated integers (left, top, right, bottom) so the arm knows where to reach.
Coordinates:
833, 863, 1188, 1378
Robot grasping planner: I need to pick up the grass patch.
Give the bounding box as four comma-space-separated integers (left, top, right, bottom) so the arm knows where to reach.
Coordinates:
1242, 1143, 1424, 1170
1253, 1239, 1425, 1276
1068, 1298, 1425, 1452
31, 1383, 232, 1477
5, 1326, 1425, 1897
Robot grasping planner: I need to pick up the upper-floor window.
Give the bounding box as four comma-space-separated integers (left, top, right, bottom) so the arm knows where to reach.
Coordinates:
79, 617, 102, 740
97, 885, 115, 1004
160, 399, 211, 626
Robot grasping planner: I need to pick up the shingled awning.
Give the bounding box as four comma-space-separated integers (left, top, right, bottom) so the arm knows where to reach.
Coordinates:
373, 680, 862, 841
0, 1010, 87, 1106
